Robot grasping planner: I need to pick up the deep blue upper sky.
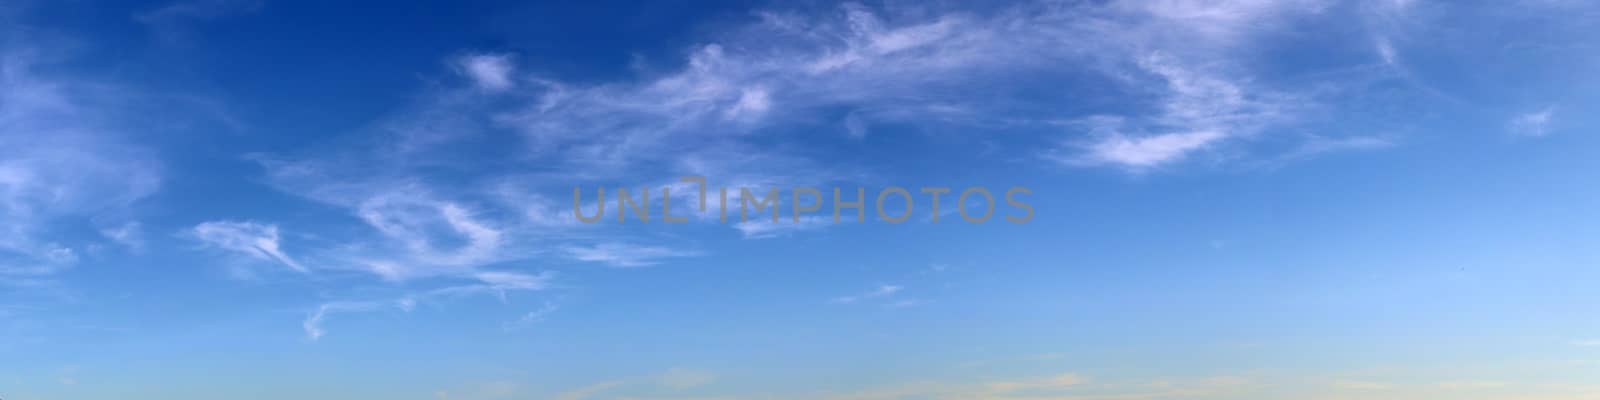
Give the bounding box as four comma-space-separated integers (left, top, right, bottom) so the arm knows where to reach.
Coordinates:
3, 0, 1600, 399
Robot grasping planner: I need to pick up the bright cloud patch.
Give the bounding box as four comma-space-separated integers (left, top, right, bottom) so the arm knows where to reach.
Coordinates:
0, 46, 160, 282
1081, 130, 1226, 168
832, 284, 902, 304
1509, 108, 1555, 137
733, 216, 832, 239
562, 243, 698, 268
190, 221, 306, 273
456, 53, 515, 91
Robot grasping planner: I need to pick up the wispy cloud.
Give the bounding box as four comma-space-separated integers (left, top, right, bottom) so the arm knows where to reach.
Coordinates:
0, 39, 161, 282
1063, 50, 1301, 169
503, 301, 559, 331
832, 284, 902, 304
98, 222, 145, 251
220, 0, 1449, 339
134, 0, 262, 26
1078, 128, 1226, 168
356, 192, 506, 271
456, 0, 1341, 174
302, 300, 392, 341
189, 221, 306, 273
239, 0, 1386, 301
734, 216, 833, 239
246, 170, 530, 281
455, 54, 515, 91
562, 243, 697, 268
1510, 107, 1556, 137
304, 270, 554, 340
441, 270, 556, 303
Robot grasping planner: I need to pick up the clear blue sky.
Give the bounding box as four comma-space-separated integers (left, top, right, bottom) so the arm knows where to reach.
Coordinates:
3, 0, 1599, 399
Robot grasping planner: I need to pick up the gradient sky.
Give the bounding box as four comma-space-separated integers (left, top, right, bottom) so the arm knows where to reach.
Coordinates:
3, 0, 1600, 399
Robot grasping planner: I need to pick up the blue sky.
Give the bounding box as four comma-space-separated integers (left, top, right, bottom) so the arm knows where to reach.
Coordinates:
3, 0, 1600, 399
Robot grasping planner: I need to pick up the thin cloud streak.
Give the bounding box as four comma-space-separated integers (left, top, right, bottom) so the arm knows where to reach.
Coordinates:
189, 221, 307, 273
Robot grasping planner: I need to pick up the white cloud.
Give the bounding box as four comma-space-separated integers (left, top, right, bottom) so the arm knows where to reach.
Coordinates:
0, 44, 161, 281
562, 243, 697, 268
302, 300, 391, 340
306, 270, 555, 339
1124, 0, 1328, 41
1080, 130, 1226, 168
833, 284, 902, 304
235, 0, 1424, 338
1065, 50, 1301, 169
450, 2, 1314, 172
189, 221, 306, 273
243, 176, 521, 281
1375, 37, 1400, 67
356, 193, 505, 271
1252, 134, 1395, 167
232, 3, 1356, 289
1510, 107, 1556, 137
473, 0, 1332, 174
725, 87, 771, 120
244, 0, 1367, 296
406, 270, 556, 305
734, 215, 832, 239
0, 244, 79, 277
438, 270, 556, 303
253, 151, 572, 336
472, 270, 550, 291
98, 222, 145, 251
504, 301, 559, 331
456, 54, 515, 91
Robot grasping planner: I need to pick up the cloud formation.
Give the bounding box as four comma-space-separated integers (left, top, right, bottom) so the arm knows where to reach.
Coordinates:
832, 284, 902, 304
0, 38, 161, 283
1510, 108, 1556, 137
455, 54, 515, 91
562, 243, 697, 268
190, 221, 306, 273
192, 0, 1533, 338
240, 0, 1397, 297
427, 0, 1353, 173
